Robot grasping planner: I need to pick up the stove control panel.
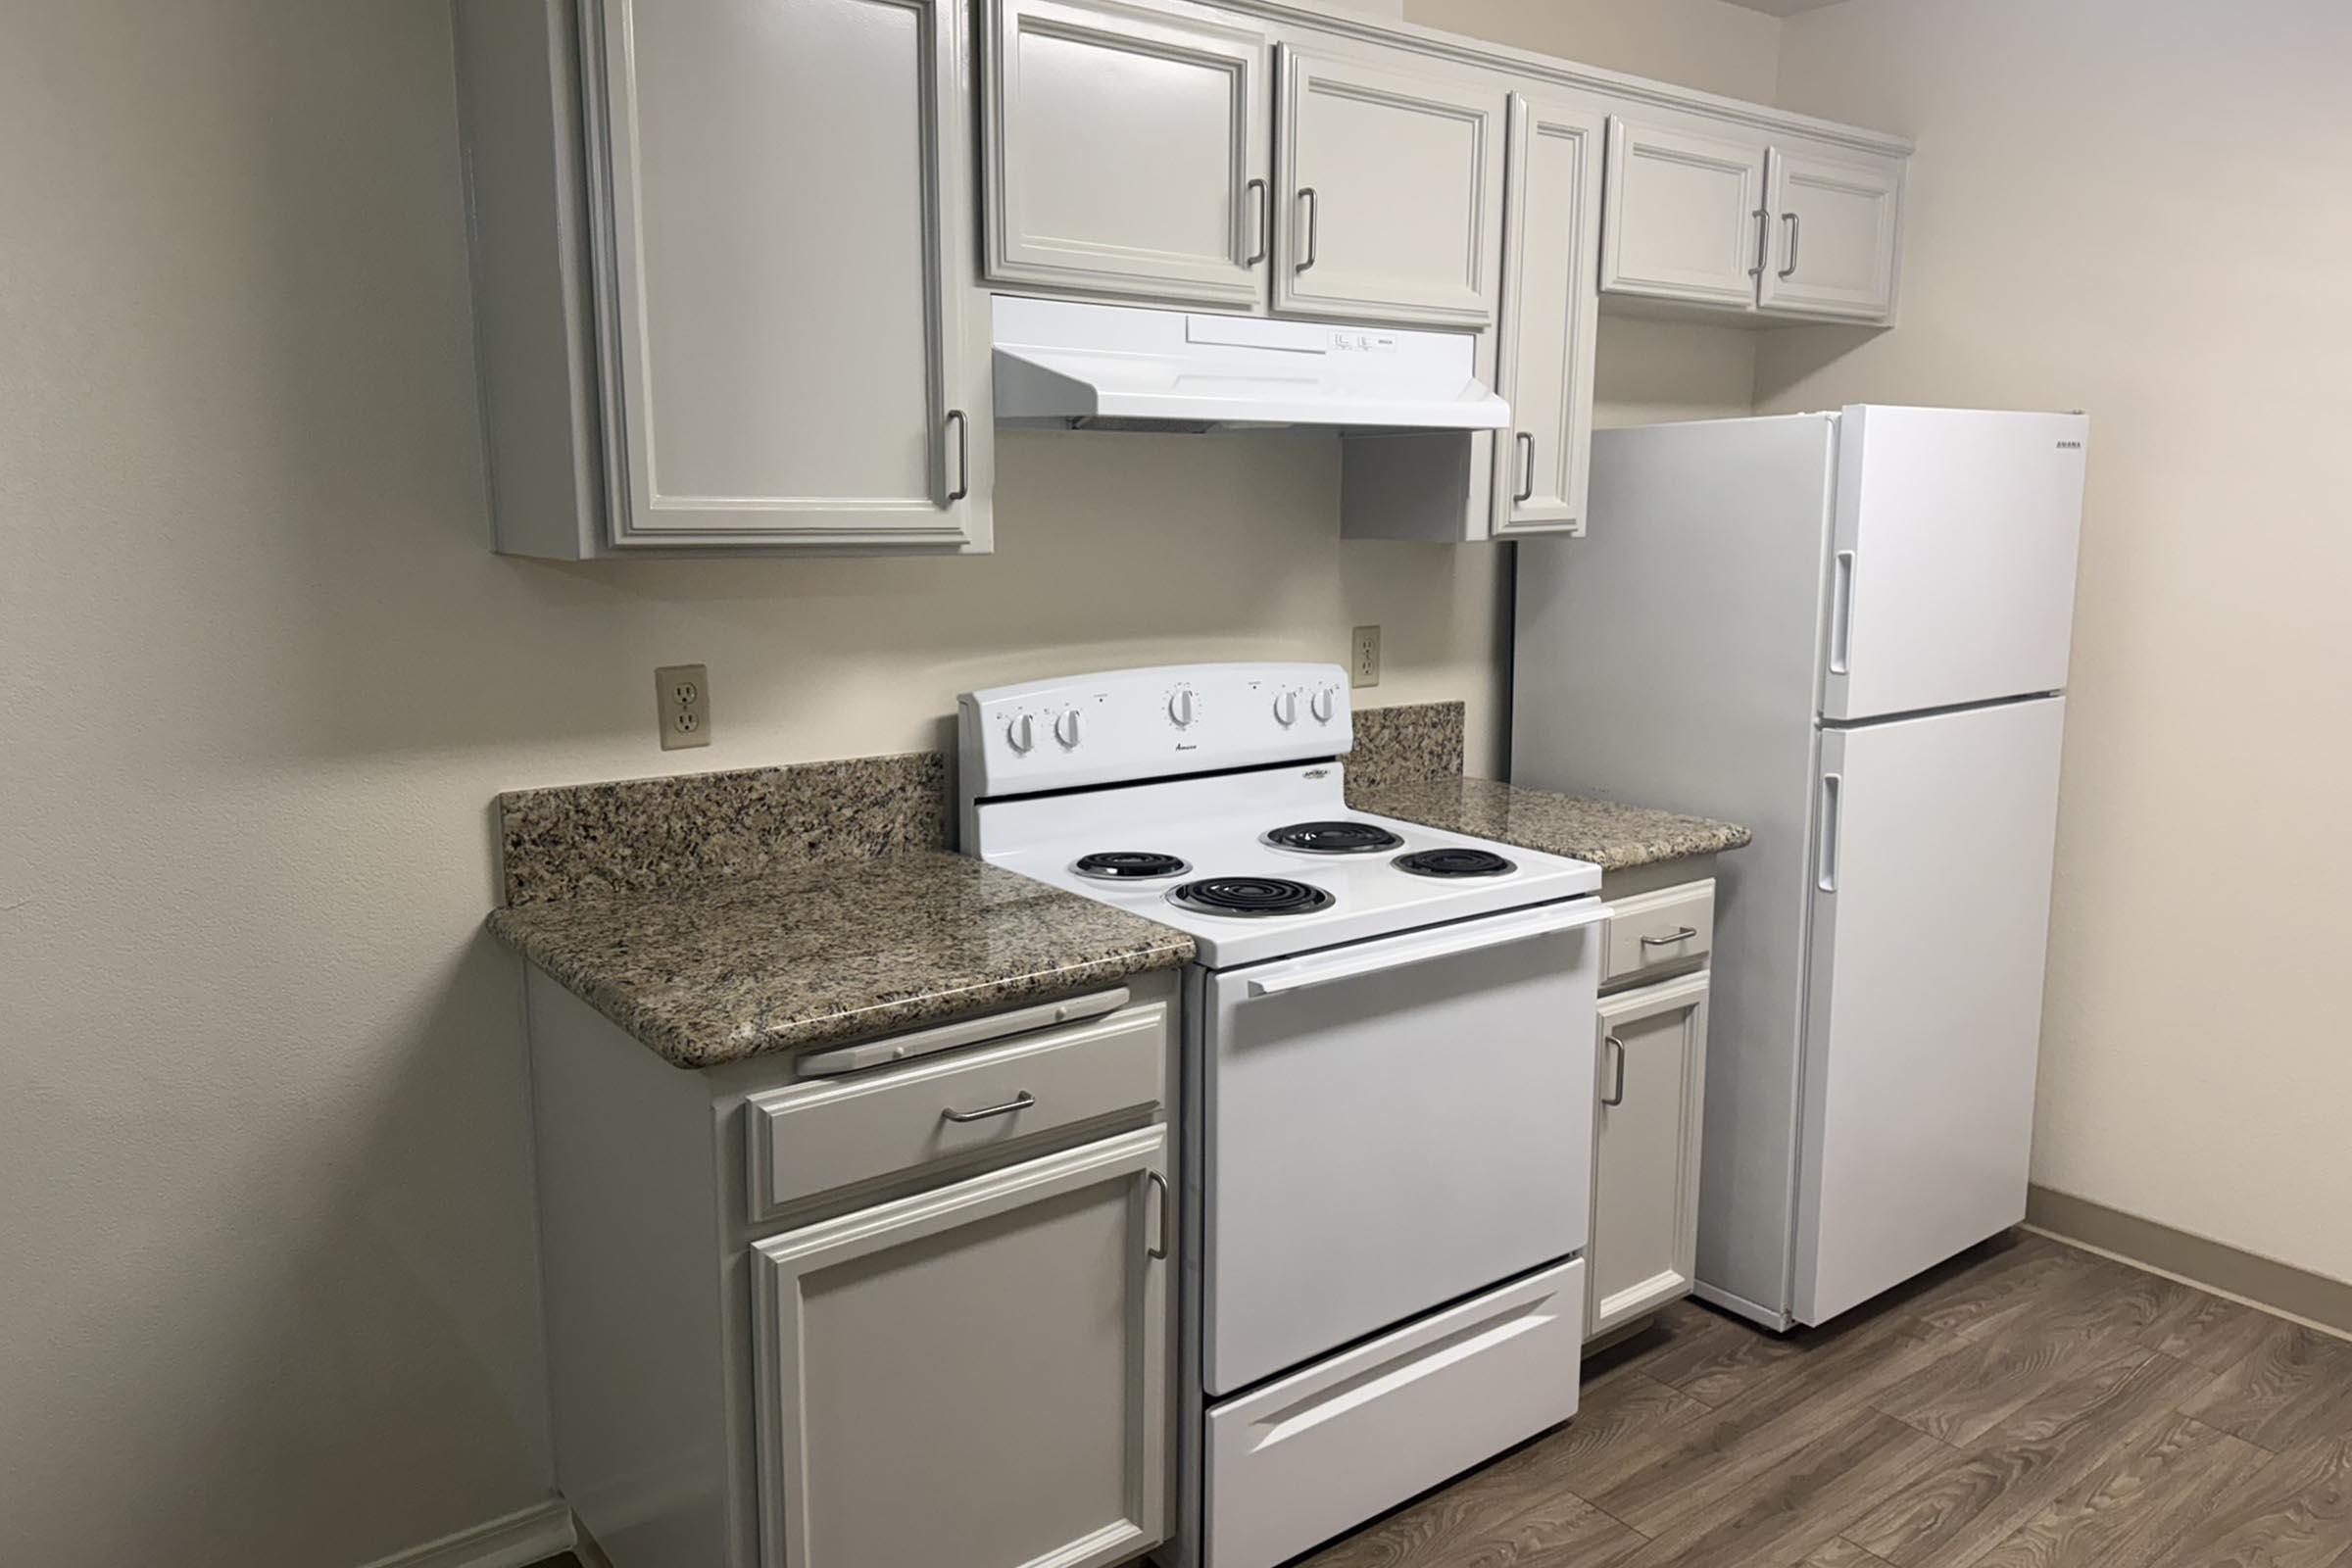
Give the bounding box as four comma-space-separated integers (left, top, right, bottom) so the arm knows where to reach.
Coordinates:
959, 662, 1352, 800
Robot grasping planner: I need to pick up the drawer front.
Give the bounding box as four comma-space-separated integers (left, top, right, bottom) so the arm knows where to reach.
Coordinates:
1206, 1259, 1584, 1568
1604, 880, 1714, 987
748, 1002, 1168, 1216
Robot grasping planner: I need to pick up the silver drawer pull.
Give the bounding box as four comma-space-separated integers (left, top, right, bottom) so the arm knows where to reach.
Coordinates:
1640, 926, 1699, 948
1601, 1035, 1628, 1106
941, 1091, 1035, 1124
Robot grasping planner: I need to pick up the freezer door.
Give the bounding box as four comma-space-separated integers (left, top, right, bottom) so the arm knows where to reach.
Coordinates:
1201, 904, 1602, 1395
1795, 698, 2065, 1326
1824, 407, 2088, 721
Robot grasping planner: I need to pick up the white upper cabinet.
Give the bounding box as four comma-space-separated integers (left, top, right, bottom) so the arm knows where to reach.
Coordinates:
1757, 145, 1903, 321
1492, 91, 1605, 536
588, 0, 988, 551
981, 0, 1270, 308
1273, 45, 1507, 327
1599, 114, 1770, 311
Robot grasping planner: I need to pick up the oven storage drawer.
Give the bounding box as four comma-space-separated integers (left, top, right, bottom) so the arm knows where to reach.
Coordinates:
1205, 1259, 1586, 1568
1603, 879, 1714, 989
745, 1001, 1168, 1216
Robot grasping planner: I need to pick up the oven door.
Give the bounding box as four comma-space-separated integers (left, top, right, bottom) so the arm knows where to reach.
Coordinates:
1200, 900, 1605, 1395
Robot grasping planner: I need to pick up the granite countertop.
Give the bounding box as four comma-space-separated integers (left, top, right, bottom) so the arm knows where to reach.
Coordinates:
1351, 774, 1751, 872
1348, 701, 1751, 872
488, 850, 1194, 1068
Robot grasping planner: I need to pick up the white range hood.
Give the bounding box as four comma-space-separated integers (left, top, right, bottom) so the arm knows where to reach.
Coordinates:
992, 295, 1509, 433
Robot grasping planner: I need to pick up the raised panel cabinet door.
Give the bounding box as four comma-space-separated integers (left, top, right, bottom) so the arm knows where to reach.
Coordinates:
1588, 972, 1709, 1338
1492, 91, 1604, 535
586, 0, 989, 550
1758, 145, 1903, 321
1598, 115, 1768, 310
1273, 45, 1506, 327
752, 1126, 1172, 1568
983, 0, 1269, 307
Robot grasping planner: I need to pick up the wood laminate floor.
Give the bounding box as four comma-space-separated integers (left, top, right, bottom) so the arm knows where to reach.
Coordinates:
529, 1233, 2352, 1568
1298, 1233, 2352, 1568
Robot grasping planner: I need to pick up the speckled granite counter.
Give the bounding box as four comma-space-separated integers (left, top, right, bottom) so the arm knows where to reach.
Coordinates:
489, 850, 1193, 1068
1347, 700, 1751, 872
487, 756, 1192, 1068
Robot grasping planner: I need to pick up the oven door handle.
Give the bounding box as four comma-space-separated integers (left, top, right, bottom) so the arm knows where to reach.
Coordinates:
1242, 901, 1610, 998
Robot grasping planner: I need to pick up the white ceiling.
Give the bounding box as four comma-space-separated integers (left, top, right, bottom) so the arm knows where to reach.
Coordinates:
1720, 0, 1852, 16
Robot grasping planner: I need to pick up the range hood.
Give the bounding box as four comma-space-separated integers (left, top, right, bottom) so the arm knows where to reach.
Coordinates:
992, 295, 1509, 434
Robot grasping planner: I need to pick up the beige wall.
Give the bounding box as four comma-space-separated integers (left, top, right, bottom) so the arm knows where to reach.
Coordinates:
0, 1, 1773, 1564
1759, 0, 2352, 1285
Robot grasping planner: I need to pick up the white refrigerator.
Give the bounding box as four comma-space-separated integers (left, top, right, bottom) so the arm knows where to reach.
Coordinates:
1512, 405, 2088, 1330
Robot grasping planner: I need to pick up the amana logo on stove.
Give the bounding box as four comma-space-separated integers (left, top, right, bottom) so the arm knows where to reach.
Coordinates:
2055, 440, 2083, 450
1303, 769, 1330, 779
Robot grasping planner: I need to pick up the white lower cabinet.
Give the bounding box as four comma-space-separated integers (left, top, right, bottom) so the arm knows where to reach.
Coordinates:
1588, 972, 1709, 1338
752, 1125, 1171, 1568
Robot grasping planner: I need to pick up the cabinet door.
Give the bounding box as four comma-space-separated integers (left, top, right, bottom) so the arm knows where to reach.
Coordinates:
1588, 972, 1709, 1338
982, 0, 1268, 308
586, 0, 989, 550
1598, 115, 1768, 311
1492, 92, 1604, 536
1758, 145, 1903, 321
1273, 45, 1506, 327
752, 1126, 1171, 1568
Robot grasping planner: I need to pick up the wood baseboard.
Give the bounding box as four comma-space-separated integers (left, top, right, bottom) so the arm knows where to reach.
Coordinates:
2026, 1185, 2352, 1343
352, 1499, 575, 1568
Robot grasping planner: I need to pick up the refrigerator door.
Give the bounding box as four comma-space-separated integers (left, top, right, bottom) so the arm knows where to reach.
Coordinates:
1824, 407, 2088, 721
1795, 697, 2065, 1326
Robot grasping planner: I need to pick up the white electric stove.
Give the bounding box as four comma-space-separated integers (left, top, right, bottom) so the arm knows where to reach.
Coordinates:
959, 663, 1607, 1568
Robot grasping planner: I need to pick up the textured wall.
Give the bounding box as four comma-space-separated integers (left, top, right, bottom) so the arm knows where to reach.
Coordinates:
1760, 0, 2352, 1285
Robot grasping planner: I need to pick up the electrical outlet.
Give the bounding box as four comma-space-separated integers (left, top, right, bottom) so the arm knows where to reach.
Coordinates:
655, 664, 710, 750
1350, 625, 1381, 688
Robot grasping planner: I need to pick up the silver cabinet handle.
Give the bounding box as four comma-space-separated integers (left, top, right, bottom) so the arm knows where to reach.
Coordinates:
1515, 431, 1535, 503
1749, 206, 1770, 278
1296, 186, 1318, 272
1601, 1035, 1627, 1107
1245, 177, 1268, 267
1640, 926, 1698, 949
945, 409, 970, 504
1145, 1170, 1170, 1259
1779, 212, 1800, 278
940, 1089, 1033, 1123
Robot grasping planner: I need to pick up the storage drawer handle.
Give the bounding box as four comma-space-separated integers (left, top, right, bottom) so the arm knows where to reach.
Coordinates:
1515, 431, 1536, 503
940, 1090, 1034, 1124
1639, 926, 1698, 949
1296, 186, 1318, 272
945, 408, 970, 504
1146, 1169, 1170, 1260
1749, 206, 1770, 278
1780, 211, 1801, 278
1245, 177, 1268, 267
1601, 1034, 1628, 1106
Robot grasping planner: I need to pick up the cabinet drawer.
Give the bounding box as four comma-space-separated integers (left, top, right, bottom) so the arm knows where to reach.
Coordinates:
1603, 880, 1713, 987
1206, 1260, 1584, 1568
747, 1002, 1168, 1216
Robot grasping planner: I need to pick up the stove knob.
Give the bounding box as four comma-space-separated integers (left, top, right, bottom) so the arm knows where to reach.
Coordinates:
1005, 712, 1035, 755
1272, 689, 1299, 727
1310, 688, 1337, 724
1053, 709, 1082, 749
1167, 688, 1197, 728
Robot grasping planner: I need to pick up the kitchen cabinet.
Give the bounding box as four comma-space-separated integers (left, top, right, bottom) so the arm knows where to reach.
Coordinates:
752, 1127, 1170, 1568
1272, 45, 1508, 328
980, 0, 1269, 308
1756, 145, 1904, 320
456, 0, 993, 557
522, 969, 1181, 1568
1600, 113, 1904, 324
1589, 969, 1710, 1340
1581, 872, 1714, 1344
1598, 114, 1771, 311
1491, 90, 1605, 536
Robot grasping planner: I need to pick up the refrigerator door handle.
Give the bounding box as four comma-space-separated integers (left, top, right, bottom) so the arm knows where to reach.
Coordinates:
1817, 772, 1843, 892
1829, 551, 1856, 676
